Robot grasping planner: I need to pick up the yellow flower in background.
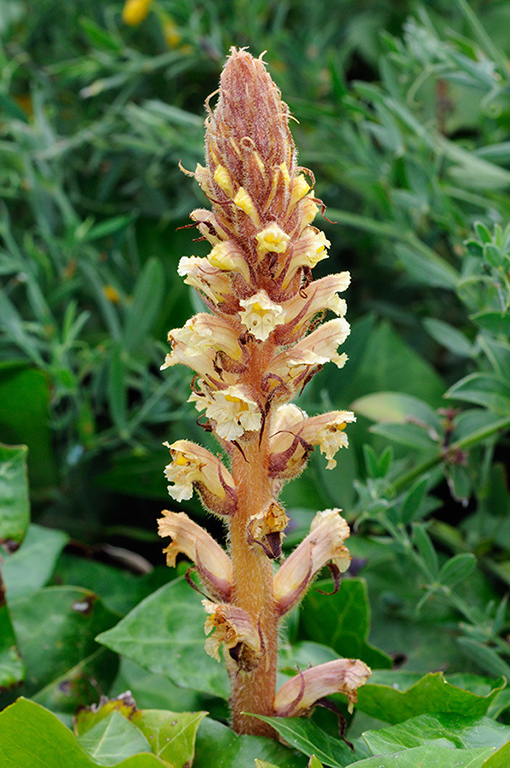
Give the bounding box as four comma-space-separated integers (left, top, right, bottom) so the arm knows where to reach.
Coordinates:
122, 0, 152, 26
163, 18, 182, 48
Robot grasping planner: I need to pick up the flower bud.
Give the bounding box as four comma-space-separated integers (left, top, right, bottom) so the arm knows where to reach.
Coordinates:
158, 511, 233, 601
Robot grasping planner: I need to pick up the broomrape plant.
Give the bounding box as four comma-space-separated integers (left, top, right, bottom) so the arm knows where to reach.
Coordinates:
157, 48, 370, 737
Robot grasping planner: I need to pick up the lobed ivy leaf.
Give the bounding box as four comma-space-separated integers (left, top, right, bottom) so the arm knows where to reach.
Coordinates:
193, 716, 306, 768
3, 524, 68, 602
1, 585, 118, 713
356, 671, 506, 724
250, 715, 370, 767
96, 578, 230, 700
362, 713, 510, 754
78, 711, 152, 767
76, 696, 208, 768
0, 698, 166, 767
0, 443, 29, 548
348, 745, 495, 768
0, 601, 24, 691
299, 578, 392, 670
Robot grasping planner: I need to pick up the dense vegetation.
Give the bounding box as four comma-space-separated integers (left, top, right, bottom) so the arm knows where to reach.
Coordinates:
1, 1, 510, 765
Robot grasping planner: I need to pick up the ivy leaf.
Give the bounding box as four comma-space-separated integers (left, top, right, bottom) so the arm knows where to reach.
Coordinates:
2, 586, 118, 713
78, 711, 152, 767
193, 717, 305, 768
0, 698, 167, 767
0, 443, 29, 548
299, 578, 392, 670
250, 715, 370, 767
96, 578, 229, 700
356, 671, 505, 724
347, 745, 494, 767
362, 712, 510, 754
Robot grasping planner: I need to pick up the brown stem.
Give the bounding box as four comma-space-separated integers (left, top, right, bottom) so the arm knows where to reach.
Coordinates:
229, 344, 278, 737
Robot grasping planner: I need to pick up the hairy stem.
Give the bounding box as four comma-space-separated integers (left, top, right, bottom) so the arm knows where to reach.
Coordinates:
228, 344, 278, 736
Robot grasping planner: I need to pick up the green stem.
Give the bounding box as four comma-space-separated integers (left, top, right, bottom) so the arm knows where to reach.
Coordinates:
390, 416, 510, 493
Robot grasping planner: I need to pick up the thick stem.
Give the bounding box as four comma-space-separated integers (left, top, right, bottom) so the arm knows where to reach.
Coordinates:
229, 343, 278, 737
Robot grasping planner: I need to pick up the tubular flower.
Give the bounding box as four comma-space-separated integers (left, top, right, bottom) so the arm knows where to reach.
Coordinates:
269, 318, 350, 391
158, 511, 233, 601
274, 659, 372, 716
203, 601, 262, 671
239, 290, 286, 340
122, 0, 151, 26
273, 509, 351, 615
269, 409, 356, 478
189, 383, 262, 441
164, 440, 236, 515
157, 48, 369, 736
248, 501, 290, 559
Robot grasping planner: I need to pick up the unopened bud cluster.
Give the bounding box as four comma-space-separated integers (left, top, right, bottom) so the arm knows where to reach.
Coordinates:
158, 48, 370, 735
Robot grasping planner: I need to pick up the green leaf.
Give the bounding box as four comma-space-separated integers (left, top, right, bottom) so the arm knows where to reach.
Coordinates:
78, 711, 152, 767
0, 698, 166, 767
412, 525, 439, 579
299, 579, 392, 669
3, 524, 68, 601
400, 477, 430, 524
483, 741, 510, 768
77, 700, 207, 768
396, 244, 459, 289
108, 343, 128, 437
350, 745, 494, 767
471, 311, 510, 335
96, 578, 230, 700
457, 639, 510, 679
356, 671, 505, 724
6, 586, 118, 711
352, 392, 441, 430
123, 258, 165, 356
0, 600, 25, 691
0, 444, 29, 547
0, 363, 57, 491
131, 709, 207, 768
362, 712, 510, 754
439, 554, 477, 588
423, 318, 474, 357
370, 422, 438, 451
193, 717, 305, 768
251, 716, 370, 768
308, 759, 325, 768
446, 373, 510, 415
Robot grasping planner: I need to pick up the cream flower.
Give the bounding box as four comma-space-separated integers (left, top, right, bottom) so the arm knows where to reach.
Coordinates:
282, 272, 350, 332
208, 241, 252, 283
269, 409, 355, 478
255, 223, 290, 257
158, 511, 233, 600
274, 658, 371, 716
161, 314, 243, 381
177, 256, 234, 306
189, 384, 262, 441
239, 290, 285, 341
163, 439, 236, 515
270, 318, 350, 384
203, 601, 262, 671
273, 508, 351, 615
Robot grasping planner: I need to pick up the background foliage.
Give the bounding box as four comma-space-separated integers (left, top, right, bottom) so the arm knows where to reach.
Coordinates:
1, 0, 510, 765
